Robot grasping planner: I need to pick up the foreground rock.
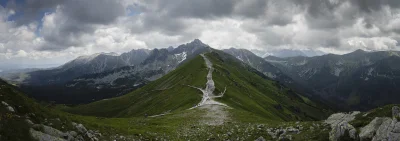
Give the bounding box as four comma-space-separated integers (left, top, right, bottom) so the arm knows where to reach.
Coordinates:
359, 117, 391, 141
30, 128, 67, 141
28, 120, 100, 141
1, 101, 15, 112
326, 106, 400, 141
325, 111, 360, 141
371, 118, 400, 141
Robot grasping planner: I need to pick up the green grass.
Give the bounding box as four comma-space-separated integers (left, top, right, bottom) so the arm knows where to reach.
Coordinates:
0, 51, 337, 140
0, 81, 329, 140
64, 55, 208, 117
65, 51, 331, 121
206, 51, 332, 121
0, 79, 77, 141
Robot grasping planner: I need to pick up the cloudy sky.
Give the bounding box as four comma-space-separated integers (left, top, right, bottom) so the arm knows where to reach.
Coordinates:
1, 0, 400, 69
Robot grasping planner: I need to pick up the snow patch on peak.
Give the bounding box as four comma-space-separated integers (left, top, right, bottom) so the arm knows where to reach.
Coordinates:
236, 56, 244, 62
264, 72, 277, 79
367, 68, 374, 76
295, 60, 308, 66
174, 52, 187, 63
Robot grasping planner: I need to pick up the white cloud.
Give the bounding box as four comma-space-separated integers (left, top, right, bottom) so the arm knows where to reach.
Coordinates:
2, 0, 400, 69
345, 37, 398, 51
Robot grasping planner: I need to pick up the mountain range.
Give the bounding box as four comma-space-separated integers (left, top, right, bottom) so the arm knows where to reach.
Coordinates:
4, 39, 208, 104
3, 39, 400, 140
64, 49, 330, 120
2, 39, 400, 110
250, 49, 326, 58
265, 50, 400, 110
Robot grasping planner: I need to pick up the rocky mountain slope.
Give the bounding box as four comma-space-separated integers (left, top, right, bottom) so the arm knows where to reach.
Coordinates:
6, 39, 209, 104
222, 48, 297, 87
222, 48, 318, 102
265, 50, 400, 110
250, 49, 325, 58
0, 79, 104, 141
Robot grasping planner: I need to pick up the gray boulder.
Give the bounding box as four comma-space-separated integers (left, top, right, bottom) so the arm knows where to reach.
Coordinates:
372, 118, 399, 141
393, 122, 400, 133
72, 123, 88, 134
360, 117, 391, 141
1, 101, 15, 112
25, 119, 34, 126
255, 136, 266, 141
329, 121, 356, 141
42, 125, 67, 138
69, 131, 78, 137
72, 122, 100, 141
393, 106, 400, 119
325, 112, 360, 141
30, 128, 67, 141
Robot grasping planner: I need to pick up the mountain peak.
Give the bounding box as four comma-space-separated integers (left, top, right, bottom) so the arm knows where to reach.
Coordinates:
191, 39, 203, 45
353, 49, 367, 54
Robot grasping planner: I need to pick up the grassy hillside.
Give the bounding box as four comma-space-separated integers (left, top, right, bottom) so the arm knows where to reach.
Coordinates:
65, 55, 208, 117
207, 51, 331, 120
0, 79, 84, 141
66, 51, 332, 121
0, 78, 332, 141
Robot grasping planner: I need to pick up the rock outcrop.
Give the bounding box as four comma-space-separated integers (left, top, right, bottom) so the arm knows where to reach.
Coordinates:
392, 106, 400, 119
326, 106, 400, 141
359, 117, 391, 141
28, 120, 100, 141
325, 112, 360, 141
372, 118, 400, 141
255, 136, 266, 141
30, 128, 67, 141
1, 101, 15, 112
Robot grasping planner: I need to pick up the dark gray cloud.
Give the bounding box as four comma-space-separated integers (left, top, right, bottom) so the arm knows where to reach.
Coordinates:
7, 0, 66, 25
4, 0, 400, 55
127, 0, 238, 37
234, 0, 268, 18
63, 0, 125, 25
4, 0, 126, 51
146, 0, 236, 19
36, 0, 126, 51
351, 0, 400, 13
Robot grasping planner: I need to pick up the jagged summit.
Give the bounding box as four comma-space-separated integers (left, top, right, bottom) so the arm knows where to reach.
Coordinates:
347, 49, 367, 55
191, 39, 204, 45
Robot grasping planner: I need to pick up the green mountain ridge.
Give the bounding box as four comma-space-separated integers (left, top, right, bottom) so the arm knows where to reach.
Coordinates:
0, 78, 332, 140
2, 49, 400, 141
65, 50, 332, 121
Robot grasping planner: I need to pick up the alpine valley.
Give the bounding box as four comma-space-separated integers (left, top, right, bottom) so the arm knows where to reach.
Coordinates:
2, 39, 400, 141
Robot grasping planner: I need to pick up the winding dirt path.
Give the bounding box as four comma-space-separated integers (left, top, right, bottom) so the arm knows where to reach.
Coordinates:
189, 54, 229, 125
191, 54, 228, 108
